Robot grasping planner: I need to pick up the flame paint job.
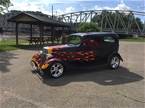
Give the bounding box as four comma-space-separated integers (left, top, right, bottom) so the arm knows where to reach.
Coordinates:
32, 40, 99, 69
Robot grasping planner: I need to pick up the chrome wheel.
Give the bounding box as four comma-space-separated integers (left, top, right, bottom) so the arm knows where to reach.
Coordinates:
50, 62, 64, 78
110, 56, 120, 69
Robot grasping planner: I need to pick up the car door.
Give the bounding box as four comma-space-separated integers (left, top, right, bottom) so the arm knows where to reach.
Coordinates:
80, 37, 101, 61
100, 35, 117, 58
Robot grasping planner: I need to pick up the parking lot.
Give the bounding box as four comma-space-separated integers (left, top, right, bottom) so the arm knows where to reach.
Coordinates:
0, 41, 145, 108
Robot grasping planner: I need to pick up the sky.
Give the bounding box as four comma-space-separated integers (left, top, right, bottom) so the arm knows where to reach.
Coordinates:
8, 0, 145, 15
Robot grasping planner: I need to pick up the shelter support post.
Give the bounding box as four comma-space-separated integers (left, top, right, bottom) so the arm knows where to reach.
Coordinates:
51, 26, 54, 44
39, 24, 44, 45
30, 24, 32, 44
15, 23, 19, 46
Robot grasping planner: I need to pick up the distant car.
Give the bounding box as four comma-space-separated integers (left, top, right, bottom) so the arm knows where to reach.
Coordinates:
31, 32, 123, 78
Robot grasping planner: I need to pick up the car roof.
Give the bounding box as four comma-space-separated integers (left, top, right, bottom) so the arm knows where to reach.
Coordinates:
70, 32, 118, 38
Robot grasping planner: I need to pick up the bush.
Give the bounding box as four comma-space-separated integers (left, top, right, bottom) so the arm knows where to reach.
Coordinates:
117, 34, 133, 39
78, 22, 100, 32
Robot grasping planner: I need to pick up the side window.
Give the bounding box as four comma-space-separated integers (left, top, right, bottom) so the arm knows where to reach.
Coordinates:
82, 38, 100, 48
103, 36, 115, 43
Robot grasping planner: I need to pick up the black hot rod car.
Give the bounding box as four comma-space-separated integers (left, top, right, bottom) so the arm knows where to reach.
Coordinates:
31, 32, 123, 78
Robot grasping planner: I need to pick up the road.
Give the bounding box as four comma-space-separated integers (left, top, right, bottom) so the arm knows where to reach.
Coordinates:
0, 41, 145, 108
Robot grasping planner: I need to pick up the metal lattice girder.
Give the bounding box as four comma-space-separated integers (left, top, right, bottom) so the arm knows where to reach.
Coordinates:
59, 10, 145, 35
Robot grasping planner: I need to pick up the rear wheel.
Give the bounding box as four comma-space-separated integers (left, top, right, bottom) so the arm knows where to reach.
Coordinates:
108, 55, 120, 69
48, 62, 64, 78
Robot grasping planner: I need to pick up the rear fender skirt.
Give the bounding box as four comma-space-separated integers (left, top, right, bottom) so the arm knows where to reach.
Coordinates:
117, 53, 123, 61
109, 52, 123, 61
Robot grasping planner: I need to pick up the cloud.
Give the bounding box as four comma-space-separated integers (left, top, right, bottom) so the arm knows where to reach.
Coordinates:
40, 0, 99, 4
8, 0, 131, 16
9, 3, 39, 11
65, 7, 75, 13
9, 0, 51, 14
94, 5, 113, 10
94, 0, 130, 11
9, 1, 33, 10
114, 0, 130, 10
8, 0, 76, 15
56, 7, 75, 15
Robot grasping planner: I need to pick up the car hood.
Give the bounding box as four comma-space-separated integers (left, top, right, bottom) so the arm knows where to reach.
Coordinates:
43, 44, 71, 53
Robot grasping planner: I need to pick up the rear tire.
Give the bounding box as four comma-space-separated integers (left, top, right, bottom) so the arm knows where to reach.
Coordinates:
48, 61, 65, 78
108, 55, 120, 69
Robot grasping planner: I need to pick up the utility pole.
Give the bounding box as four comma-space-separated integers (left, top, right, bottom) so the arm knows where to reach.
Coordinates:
52, 5, 53, 19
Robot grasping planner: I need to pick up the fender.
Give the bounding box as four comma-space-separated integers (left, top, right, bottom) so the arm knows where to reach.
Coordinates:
41, 58, 62, 70
109, 52, 123, 61
47, 58, 62, 63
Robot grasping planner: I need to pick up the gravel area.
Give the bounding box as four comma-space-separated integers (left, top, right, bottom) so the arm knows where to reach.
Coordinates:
0, 41, 145, 108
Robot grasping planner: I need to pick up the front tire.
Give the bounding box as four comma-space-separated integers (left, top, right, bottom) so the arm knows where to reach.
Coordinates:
48, 62, 64, 78
108, 55, 120, 69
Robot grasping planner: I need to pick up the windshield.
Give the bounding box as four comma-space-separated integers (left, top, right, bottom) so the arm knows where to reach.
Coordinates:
67, 35, 82, 45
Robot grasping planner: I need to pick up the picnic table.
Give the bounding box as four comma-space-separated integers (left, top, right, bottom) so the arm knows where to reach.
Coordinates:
28, 36, 52, 45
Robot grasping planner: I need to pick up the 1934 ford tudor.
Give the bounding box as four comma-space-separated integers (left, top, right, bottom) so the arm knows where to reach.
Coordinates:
31, 32, 123, 78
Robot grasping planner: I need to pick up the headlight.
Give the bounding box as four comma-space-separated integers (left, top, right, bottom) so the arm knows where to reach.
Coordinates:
42, 48, 48, 54
40, 48, 53, 59
40, 50, 43, 54
40, 48, 48, 55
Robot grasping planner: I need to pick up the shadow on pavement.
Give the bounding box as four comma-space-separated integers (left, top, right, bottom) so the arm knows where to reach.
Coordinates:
40, 66, 144, 86
0, 51, 18, 73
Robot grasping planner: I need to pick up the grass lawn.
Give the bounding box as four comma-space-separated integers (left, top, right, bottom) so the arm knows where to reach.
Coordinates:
0, 39, 29, 52
120, 37, 145, 42
0, 38, 59, 52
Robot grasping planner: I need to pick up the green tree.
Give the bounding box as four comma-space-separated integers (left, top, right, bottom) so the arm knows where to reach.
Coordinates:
131, 17, 143, 30
78, 22, 100, 32
0, 0, 11, 14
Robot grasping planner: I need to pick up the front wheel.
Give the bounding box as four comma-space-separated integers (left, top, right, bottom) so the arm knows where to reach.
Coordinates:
108, 55, 120, 69
48, 62, 64, 78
